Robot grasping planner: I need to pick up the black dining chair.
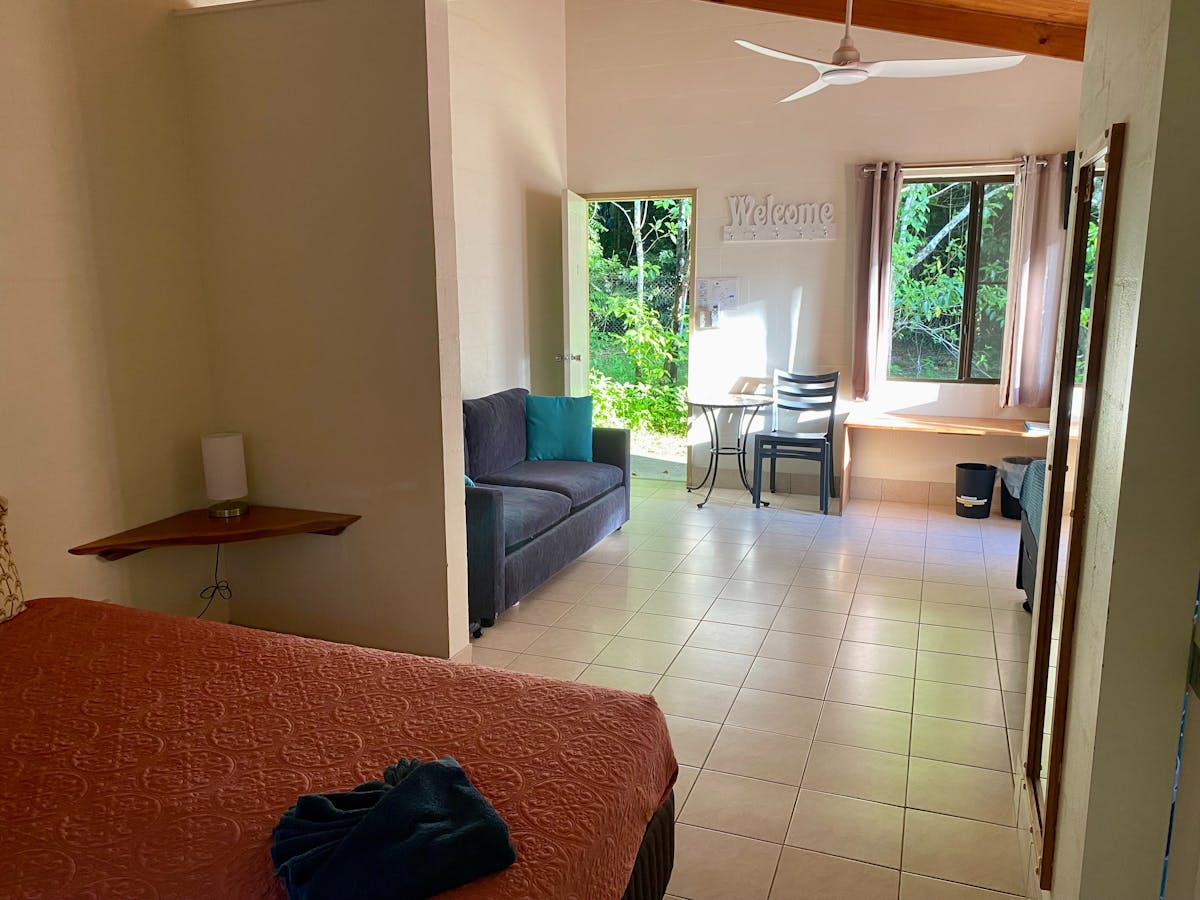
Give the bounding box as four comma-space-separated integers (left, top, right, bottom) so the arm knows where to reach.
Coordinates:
751, 371, 839, 514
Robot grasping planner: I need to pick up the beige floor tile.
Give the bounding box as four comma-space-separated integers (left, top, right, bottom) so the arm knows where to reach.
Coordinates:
688, 620, 768, 655
802, 741, 908, 806
666, 646, 755, 686
653, 676, 739, 723
815, 702, 912, 755
664, 714, 720, 767
527, 578, 598, 603
835, 641, 916, 678
994, 632, 1030, 662
791, 567, 860, 592
602, 566, 670, 590
855, 574, 923, 600
785, 789, 905, 868
553, 605, 635, 635
471, 620, 547, 653
924, 564, 988, 587
870, 527, 926, 547
677, 554, 743, 578
808, 536, 870, 556
744, 657, 832, 699
732, 560, 802, 585
801, 552, 864, 573
921, 602, 995, 631
466, 647, 518, 668
521, 627, 612, 663
826, 668, 914, 712
679, 770, 798, 842
900, 872, 1023, 899
918, 624, 996, 658
759, 630, 841, 667
658, 572, 729, 599
842, 615, 919, 649
624, 548, 688, 571
867, 541, 926, 563
557, 560, 617, 584
641, 535, 701, 555
705, 724, 811, 785
726, 688, 823, 739
619, 612, 700, 643
675, 765, 700, 810
720, 579, 789, 605
579, 584, 654, 611
850, 593, 922, 622
668, 824, 781, 900
990, 609, 1032, 636
907, 757, 1016, 826
771, 607, 848, 639
910, 715, 1012, 772
771, 847, 900, 899
916, 650, 1001, 689
1002, 691, 1025, 728
705, 599, 781, 629
576, 664, 660, 693
503, 598, 575, 626
860, 557, 926, 580
642, 592, 715, 618
782, 586, 854, 614
914, 681, 1006, 727
902, 809, 1025, 895
922, 583, 991, 607
997, 659, 1028, 694
592, 636, 681, 673
506, 654, 586, 680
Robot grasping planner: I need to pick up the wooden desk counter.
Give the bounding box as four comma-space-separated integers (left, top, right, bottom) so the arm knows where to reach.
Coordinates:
841, 411, 1050, 511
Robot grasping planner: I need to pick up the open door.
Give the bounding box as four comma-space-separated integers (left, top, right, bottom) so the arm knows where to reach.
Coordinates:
561, 189, 590, 396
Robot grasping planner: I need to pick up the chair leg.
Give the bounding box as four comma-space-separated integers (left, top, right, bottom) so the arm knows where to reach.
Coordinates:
752, 445, 764, 508
769, 456, 777, 494
819, 444, 830, 515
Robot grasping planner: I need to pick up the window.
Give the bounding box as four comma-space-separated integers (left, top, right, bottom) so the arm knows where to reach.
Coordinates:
889, 176, 1015, 382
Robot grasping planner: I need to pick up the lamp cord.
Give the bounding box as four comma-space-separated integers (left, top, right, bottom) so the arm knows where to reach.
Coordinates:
198, 544, 232, 619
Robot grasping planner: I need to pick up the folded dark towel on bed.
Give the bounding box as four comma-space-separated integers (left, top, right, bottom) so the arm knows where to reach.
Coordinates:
271, 756, 516, 900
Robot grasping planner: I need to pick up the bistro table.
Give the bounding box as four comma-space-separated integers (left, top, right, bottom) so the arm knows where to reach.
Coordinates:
687, 393, 773, 508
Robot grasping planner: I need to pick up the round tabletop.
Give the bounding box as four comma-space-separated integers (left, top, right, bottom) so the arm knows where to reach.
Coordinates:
687, 393, 772, 410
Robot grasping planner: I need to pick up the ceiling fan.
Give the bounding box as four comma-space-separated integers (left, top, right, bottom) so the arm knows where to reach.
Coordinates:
736, 0, 1025, 102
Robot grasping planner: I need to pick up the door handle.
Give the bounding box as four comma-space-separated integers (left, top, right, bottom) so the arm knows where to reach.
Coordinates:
555, 353, 583, 362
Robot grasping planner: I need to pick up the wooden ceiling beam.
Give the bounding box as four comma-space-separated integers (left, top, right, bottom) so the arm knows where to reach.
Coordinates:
701, 0, 1086, 61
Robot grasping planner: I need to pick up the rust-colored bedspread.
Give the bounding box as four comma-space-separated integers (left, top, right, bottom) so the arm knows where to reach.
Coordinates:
0, 598, 677, 899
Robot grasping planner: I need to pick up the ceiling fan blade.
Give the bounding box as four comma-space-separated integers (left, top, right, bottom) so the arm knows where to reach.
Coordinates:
779, 80, 832, 103
864, 55, 1025, 79
736, 40, 833, 72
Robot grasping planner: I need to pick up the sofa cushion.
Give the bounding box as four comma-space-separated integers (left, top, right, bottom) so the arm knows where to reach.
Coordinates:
463, 388, 529, 479
496, 485, 572, 551
479, 460, 623, 512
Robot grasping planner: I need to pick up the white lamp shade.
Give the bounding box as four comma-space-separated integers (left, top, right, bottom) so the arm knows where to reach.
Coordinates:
202, 433, 248, 501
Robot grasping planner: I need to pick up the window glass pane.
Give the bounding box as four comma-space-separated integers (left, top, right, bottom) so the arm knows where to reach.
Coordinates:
890, 181, 971, 380
1076, 174, 1104, 384
969, 180, 1015, 379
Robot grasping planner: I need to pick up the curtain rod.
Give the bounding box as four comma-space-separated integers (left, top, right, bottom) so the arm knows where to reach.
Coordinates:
860, 158, 1047, 174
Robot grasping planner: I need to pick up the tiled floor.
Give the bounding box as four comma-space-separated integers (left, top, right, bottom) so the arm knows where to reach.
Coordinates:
470, 480, 1033, 900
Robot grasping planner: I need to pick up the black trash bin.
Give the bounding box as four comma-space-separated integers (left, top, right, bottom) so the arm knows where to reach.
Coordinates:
955, 463, 997, 518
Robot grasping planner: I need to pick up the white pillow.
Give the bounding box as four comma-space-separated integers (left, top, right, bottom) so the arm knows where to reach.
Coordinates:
0, 496, 26, 623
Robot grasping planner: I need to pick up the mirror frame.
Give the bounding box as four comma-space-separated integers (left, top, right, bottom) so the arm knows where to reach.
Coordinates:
1025, 122, 1126, 889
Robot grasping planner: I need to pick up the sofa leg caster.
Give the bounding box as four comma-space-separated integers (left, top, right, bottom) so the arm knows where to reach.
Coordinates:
480, 617, 495, 629
469, 621, 483, 640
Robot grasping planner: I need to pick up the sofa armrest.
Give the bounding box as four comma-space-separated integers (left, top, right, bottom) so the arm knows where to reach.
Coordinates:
593, 427, 631, 522
465, 486, 505, 625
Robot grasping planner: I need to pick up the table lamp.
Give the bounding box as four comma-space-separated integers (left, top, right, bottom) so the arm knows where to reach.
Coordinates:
202, 432, 249, 518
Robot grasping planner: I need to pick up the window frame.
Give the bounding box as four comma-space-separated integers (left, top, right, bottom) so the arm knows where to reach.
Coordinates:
887, 173, 1016, 385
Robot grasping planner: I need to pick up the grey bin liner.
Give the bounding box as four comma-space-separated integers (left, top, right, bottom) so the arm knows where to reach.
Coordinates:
1000, 456, 1035, 497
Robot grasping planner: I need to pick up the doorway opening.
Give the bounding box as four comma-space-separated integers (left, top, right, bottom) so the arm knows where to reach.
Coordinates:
585, 193, 694, 481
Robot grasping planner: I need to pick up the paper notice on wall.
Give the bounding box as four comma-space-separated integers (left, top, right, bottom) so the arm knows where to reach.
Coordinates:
697, 277, 740, 310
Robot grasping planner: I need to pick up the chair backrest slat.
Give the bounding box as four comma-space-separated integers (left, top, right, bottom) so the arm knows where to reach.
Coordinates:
771, 370, 839, 438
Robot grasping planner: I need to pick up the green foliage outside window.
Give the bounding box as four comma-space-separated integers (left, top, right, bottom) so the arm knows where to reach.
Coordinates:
588, 198, 691, 436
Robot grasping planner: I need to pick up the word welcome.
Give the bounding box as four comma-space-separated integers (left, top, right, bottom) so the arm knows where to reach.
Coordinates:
724, 194, 836, 242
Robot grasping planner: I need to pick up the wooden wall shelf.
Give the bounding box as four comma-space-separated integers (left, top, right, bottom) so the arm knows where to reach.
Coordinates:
69, 506, 361, 561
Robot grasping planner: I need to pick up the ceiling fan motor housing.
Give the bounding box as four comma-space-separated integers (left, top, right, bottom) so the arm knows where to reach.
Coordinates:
832, 35, 861, 66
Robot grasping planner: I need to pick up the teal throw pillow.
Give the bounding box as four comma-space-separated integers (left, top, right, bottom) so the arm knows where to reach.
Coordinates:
464, 475, 476, 487
526, 395, 593, 462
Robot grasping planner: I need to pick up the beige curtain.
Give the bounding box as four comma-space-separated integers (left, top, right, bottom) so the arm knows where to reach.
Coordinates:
1001, 154, 1068, 408
853, 162, 903, 400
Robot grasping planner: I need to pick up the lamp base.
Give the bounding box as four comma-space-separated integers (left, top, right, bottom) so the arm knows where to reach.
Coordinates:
208, 500, 249, 519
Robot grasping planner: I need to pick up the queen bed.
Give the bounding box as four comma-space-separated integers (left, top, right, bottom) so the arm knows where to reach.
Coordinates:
0, 597, 677, 899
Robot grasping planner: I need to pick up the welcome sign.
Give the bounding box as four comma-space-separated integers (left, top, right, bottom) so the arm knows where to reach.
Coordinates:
724, 194, 836, 242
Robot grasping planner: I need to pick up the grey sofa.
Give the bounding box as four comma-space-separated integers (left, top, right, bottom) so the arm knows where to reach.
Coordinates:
463, 388, 630, 628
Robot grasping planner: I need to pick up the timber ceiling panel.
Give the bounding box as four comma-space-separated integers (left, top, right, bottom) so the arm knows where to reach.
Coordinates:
701, 0, 1089, 60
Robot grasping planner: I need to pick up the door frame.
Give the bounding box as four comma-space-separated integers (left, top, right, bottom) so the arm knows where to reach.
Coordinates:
578, 189, 699, 487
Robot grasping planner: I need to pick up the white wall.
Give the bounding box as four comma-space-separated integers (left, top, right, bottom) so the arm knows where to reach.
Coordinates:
566, 0, 1082, 488
448, 0, 568, 398
1046, 0, 1200, 895
180, 0, 468, 657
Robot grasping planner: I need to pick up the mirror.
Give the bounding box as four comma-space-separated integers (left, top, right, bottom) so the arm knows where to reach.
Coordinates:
1024, 123, 1126, 889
